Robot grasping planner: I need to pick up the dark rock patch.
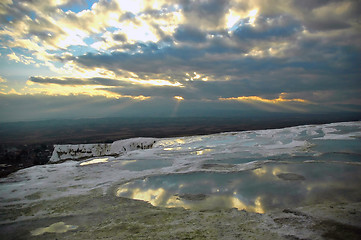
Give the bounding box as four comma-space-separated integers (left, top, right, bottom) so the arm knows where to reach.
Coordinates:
175, 193, 208, 201
201, 163, 236, 170
277, 173, 305, 181
314, 220, 361, 240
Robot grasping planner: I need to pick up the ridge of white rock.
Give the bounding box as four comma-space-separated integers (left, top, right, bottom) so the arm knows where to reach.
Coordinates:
49, 144, 112, 163
49, 137, 157, 163
110, 138, 157, 154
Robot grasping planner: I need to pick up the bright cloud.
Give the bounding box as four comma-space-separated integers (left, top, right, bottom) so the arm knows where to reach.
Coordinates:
7, 52, 21, 62
0, 76, 7, 83
173, 96, 184, 101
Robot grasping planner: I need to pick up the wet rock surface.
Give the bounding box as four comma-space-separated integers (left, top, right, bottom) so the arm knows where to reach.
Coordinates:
202, 163, 237, 171
277, 173, 306, 181
0, 188, 360, 240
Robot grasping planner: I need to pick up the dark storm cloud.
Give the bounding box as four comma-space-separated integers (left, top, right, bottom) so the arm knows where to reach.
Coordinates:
308, 20, 351, 31
97, 69, 361, 102
98, 79, 258, 100
291, 0, 361, 31
233, 15, 301, 40
29, 76, 131, 87
112, 33, 127, 42
119, 12, 136, 21
74, 44, 204, 74
291, 0, 339, 9
0, 0, 85, 23
72, 33, 361, 99
180, 0, 230, 28
174, 25, 207, 43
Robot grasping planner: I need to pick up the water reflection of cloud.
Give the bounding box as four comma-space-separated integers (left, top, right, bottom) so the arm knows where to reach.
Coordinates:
79, 157, 109, 166
164, 147, 183, 151
116, 185, 188, 208
195, 149, 213, 155
80, 158, 138, 167
115, 161, 361, 214
118, 160, 137, 166
31, 222, 78, 236
116, 185, 265, 213
253, 168, 267, 177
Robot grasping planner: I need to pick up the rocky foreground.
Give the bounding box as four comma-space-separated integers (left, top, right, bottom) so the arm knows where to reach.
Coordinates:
0, 188, 360, 240
1, 121, 360, 239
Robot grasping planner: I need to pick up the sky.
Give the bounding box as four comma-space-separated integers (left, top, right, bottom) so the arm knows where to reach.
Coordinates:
0, 0, 360, 122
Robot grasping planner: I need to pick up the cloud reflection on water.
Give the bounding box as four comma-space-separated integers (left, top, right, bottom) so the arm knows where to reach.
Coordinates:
116, 184, 265, 213
115, 161, 361, 213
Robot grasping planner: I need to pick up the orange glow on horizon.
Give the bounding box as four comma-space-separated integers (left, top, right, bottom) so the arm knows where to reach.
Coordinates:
219, 93, 309, 104
2, 85, 151, 100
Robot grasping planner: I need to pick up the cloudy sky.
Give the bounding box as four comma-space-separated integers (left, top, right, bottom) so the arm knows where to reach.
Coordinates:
0, 0, 360, 122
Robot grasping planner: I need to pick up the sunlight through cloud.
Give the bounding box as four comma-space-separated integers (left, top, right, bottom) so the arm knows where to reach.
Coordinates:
174, 96, 184, 101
